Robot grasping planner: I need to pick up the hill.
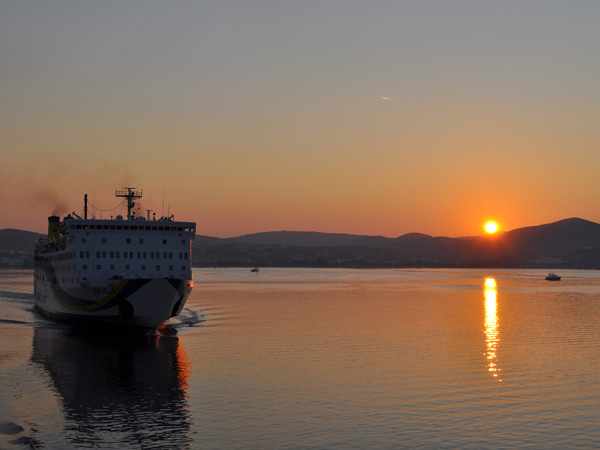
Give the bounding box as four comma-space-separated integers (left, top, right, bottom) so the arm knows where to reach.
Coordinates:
193, 218, 600, 268
3, 218, 600, 269
0, 229, 44, 268
229, 230, 433, 248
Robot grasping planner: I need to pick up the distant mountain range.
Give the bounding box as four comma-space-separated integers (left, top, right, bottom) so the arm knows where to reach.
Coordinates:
192, 218, 600, 269
3, 218, 600, 269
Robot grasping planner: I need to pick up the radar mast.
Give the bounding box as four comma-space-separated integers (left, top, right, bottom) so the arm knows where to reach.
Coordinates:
115, 187, 142, 220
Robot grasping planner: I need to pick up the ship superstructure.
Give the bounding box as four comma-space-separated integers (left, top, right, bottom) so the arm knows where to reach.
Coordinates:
34, 188, 196, 331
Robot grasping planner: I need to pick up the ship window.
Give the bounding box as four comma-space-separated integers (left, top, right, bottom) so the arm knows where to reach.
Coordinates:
158, 226, 164, 231
90, 225, 96, 230
125, 264, 130, 270
139, 238, 144, 244
110, 264, 115, 270
83, 265, 87, 270
163, 252, 167, 259
102, 251, 106, 258
169, 252, 173, 259
124, 252, 128, 259
181, 240, 185, 245
152, 226, 157, 231
156, 265, 160, 271
116, 252, 120, 258
150, 252, 154, 258
81, 238, 86, 244
129, 252, 133, 258
181, 266, 186, 271
96, 251, 100, 258
137, 252, 141, 258
97, 265, 101, 270
80, 251, 84, 258
177, 227, 183, 232
126, 238, 131, 244
179, 253, 182, 260
117, 225, 122, 230
102, 238, 107, 244
131, 226, 138, 230
76, 225, 82, 229
169, 265, 173, 271
156, 253, 160, 260
124, 226, 129, 230
141, 264, 146, 270
110, 251, 114, 258
184, 253, 188, 260
143, 252, 147, 259
110, 225, 115, 230
163, 239, 167, 244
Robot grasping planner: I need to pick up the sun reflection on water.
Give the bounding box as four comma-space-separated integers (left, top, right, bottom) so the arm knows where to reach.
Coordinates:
484, 277, 501, 380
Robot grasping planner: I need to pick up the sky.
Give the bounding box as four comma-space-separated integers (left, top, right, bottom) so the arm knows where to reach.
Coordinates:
2, 1, 600, 238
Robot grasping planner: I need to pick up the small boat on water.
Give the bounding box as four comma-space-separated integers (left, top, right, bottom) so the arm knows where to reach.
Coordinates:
250, 267, 260, 273
545, 273, 561, 281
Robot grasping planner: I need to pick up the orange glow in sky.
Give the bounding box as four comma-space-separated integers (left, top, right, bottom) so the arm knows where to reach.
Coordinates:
2, 3, 600, 238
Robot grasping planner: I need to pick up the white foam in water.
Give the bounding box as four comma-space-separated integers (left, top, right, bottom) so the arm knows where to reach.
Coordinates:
170, 307, 205, 328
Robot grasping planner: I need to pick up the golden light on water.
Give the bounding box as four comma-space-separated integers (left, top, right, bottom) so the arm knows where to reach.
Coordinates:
484, 278, 496, 289
484, 277, 501, 380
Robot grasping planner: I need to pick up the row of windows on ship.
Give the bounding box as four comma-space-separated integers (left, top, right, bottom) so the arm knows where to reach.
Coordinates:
80, 237, 187, 245
69, 223, 195, 233
35, 259, 188, 273
40, 251, 189, 261
81, 264, 188, 272
84, 251, 188, 260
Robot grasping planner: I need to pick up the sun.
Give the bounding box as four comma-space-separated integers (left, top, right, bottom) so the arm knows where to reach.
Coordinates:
484, 221, 499, 234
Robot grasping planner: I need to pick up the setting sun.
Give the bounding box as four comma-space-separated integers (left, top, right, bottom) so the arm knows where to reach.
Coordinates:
484, 221, 499, 234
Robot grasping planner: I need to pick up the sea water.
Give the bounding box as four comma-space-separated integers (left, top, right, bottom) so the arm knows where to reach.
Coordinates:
1, 268, 600, 449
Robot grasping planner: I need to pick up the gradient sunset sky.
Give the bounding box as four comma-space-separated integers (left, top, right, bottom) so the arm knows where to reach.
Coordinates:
2, 1, 600, 238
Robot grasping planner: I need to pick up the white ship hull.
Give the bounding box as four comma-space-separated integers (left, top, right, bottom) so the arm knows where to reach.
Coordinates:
34, 275, 193, 330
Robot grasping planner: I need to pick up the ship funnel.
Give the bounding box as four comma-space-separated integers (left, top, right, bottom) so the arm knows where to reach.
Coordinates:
48, 216, 60, 244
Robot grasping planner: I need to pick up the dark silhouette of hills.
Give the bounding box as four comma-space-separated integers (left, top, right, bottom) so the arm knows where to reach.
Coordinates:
230, 231, 371, 247
0, 229, 44, 268
192, 218, 600, 269
3, 218, 600, 269
0, 229, 44, 251
229, 230, 432, 248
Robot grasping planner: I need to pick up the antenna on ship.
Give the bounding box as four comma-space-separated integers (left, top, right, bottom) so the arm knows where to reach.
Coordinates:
115, 187, 143, 220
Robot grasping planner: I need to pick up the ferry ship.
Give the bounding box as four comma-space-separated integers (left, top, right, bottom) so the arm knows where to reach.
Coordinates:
34, 188, 196, 331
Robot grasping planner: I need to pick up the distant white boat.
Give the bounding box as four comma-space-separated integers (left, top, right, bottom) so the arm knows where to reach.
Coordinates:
545, 273, 561, 281
250, 267, 260, 273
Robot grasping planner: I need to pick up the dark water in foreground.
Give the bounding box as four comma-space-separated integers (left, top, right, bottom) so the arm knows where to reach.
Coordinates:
1, 268, 600, 449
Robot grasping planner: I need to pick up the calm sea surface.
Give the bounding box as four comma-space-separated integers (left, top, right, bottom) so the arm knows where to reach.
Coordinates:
1, 268, 600, 449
